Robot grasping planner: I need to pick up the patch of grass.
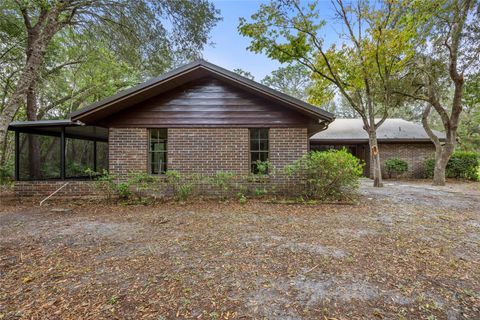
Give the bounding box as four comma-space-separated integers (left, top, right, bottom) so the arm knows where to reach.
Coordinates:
109, 295, 119, 305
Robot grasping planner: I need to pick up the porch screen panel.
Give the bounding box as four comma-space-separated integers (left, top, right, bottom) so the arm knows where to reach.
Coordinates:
18, 133, 60, 180
65, 138, 95, 178
96, 141, 109, 173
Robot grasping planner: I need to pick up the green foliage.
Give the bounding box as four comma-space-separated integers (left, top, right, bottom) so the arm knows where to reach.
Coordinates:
0, 157, 14, 184
165, 170, 182, 184
90, 169, 118, 200
238, 0, 419, 115
177, 183, 194, 202
459, 72, 480, 151
385, 158, 409, 178
238, 0, 423, 186
117, 182, 132, 199
285, 149, 364, 201
237, 193, 247, 204
424, 158, 435, 179
254, 160, 272, 176
165, 170, 186, 201
260, 64, 312, 101
425, 151, 480, 181
211, 171, 236, 198
109, 295, 119, 305
254, 187, 268, 197
233, 68, 255, 80
0, 0, 221, 171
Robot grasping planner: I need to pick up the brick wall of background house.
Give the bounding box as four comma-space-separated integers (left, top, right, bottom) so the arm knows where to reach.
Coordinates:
168, 128, 250, 175
109, 128, 148, 178
270, 128, 309, 171
369, 143, 435, 178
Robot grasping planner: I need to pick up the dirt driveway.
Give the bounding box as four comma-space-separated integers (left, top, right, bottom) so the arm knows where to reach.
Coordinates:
0, 180, 479, 319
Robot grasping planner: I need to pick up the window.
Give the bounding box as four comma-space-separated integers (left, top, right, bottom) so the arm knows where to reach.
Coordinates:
149, 129, 167, 174
250, 128, 269, 173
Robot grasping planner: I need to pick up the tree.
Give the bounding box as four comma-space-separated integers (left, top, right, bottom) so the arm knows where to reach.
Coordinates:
233, 68, 255, 80
399, 0, 479, 185
0, 0, 220, 168
325, 96, 363, 119
261, 64, 312, 101
239, 0, 418, 187
458, 72, 480, 151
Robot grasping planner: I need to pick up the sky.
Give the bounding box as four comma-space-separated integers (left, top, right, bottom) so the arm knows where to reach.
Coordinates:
202, 0, 340, 80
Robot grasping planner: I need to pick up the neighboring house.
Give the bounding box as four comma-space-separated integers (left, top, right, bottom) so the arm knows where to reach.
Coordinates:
8, 60, 334, 196
310, 118, 445, 178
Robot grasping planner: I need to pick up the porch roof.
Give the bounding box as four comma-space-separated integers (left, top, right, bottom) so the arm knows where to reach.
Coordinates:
8, 120, 108, 142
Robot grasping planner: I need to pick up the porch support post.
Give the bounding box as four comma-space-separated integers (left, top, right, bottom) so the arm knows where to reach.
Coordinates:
93, 140, 97, 172
14, 131, 20, 181
60, 127, 66, 180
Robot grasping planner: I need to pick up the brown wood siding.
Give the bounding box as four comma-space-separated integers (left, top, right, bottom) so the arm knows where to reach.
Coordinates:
100, 78, 315, 127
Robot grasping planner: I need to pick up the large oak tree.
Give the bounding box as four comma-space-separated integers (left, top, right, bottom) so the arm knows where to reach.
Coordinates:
239, 0, 419, 187
400, 0, 479, 185
0, 0, 220, 170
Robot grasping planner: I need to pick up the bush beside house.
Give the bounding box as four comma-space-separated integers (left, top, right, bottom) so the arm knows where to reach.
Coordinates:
425, 151, 480, 181
285, 149, 364, 201
90, 149, 364, 203
384, 158, 409, 178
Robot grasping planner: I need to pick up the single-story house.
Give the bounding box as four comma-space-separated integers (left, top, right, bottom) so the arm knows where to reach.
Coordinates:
311, 118, 444, 178
8, 60, 335, 196
8, 60, 441, 196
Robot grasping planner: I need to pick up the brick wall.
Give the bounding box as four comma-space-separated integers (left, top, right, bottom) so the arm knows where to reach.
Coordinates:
109, 128, 147, 178
270, 128, 309, 171
14, 127, 312, 198
168, 128, 250, 175
109, 127, 309, 178
372, 142, 435, 178
14, 181, 103, 198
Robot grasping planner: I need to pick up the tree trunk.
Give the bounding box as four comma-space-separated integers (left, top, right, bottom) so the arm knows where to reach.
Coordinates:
432, 142, 455, 186
368, 131, 383, 187
433, 160, 447, 186
26, 84, 41, 179
0, 8, 63, 168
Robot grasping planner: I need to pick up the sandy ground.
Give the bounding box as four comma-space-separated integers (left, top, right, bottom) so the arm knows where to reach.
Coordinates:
0, 179, 479, 319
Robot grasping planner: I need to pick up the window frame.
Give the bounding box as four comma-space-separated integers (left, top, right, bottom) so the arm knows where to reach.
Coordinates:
249, 128, 269, 174
148, 128, 168, 175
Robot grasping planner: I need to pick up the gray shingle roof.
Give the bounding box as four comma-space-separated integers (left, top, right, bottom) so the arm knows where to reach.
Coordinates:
310, 118, 445, 142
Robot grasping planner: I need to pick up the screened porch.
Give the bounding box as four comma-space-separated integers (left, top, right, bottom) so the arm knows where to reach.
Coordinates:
8, 120, 108, 181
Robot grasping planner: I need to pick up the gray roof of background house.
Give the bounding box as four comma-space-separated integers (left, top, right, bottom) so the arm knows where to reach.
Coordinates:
310, 118, 445, 142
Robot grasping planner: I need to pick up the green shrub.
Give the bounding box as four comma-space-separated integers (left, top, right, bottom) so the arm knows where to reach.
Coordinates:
254, 187, 268, 197
211, 171, 236, 198
165, 170, 191, 201
285, 149, 364, 201
177, 184, 193, 201
424, 158, 435, 178
90, 169, 118, 200
446, 151, 480, 181
0, 158, 14, 184
237, 192, 247, 204
254, 160, 272, 175
384, 158, 409, 178
425, 151, 480, 181
117, 182, 131, 199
